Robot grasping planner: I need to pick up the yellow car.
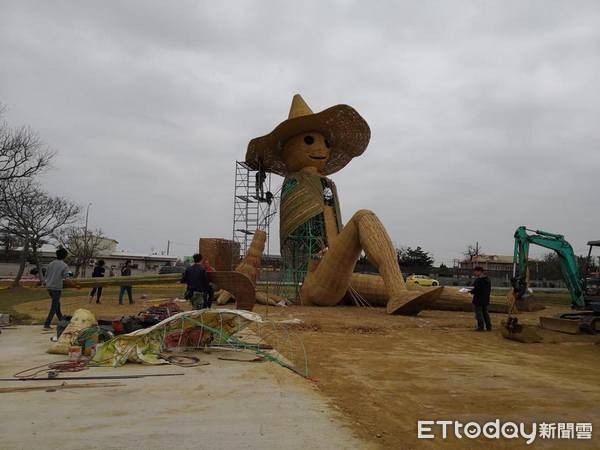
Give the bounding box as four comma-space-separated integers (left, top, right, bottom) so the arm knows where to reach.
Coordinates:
405, 274, 439, 287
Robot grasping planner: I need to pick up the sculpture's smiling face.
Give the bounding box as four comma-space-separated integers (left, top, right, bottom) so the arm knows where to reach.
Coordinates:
282, 132, 331, 173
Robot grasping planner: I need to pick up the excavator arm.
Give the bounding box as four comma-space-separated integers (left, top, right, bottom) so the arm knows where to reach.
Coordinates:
513, 226, 586, 309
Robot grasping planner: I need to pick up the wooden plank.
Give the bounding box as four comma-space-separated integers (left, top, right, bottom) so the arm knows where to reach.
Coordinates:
0, 382, 125, 393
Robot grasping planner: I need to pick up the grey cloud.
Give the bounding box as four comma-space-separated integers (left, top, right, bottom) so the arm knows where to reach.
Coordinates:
1, 0, 599, 263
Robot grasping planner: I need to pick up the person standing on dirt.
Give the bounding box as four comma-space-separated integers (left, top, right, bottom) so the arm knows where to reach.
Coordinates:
118, 260, 134, 305
470, 266, 492, 331
88, 260, 106, 304
181, 253, 211, 309
43, 248, 70, 330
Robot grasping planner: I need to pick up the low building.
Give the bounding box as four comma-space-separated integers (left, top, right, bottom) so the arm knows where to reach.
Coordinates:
2, 239, 177, 276
97, 251, 177, 273
459, 255, 515, 272
83, 238, 178, 272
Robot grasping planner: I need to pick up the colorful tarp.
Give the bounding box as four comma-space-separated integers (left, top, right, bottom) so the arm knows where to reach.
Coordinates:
92, 309, 265, 367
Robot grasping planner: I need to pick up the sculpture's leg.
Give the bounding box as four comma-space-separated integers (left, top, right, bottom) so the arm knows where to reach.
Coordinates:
302, 209, 442, 314
350, 273, 472, 311
301, 209, 406, 305
352, 210, 408, 300
350, 273, 389, 305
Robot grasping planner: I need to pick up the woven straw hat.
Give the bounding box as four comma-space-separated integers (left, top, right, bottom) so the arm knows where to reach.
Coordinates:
245, 94, 371, 176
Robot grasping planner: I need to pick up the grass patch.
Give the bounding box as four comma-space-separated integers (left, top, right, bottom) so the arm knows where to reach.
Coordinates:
0, 284, 185, 321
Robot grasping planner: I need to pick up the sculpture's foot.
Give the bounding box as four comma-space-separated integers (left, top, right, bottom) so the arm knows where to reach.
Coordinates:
386, 287, 443, 315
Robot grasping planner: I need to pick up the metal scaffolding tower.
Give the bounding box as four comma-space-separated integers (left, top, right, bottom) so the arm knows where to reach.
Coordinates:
232, 161, 278, 257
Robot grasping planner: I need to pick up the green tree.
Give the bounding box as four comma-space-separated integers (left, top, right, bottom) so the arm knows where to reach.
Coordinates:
538, 252, 588, 281
397, 246, 434, 268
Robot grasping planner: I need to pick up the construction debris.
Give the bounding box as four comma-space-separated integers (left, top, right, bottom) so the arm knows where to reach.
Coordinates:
87, 308, 307, 376
48, 309, 96, 355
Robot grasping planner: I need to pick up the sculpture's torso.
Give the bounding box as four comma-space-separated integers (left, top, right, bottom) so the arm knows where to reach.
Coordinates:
280, 171, 342, 271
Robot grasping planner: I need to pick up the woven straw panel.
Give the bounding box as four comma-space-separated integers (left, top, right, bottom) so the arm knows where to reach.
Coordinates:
350, 272, 389, 303
208, 271, 256, 311
280, 174, 325, 243
199, 238, 240, 271
235, 230, 266, 285
321, 107, 371, 176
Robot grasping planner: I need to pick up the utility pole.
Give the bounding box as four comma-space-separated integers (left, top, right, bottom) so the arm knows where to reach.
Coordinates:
167, 240, 170, 256
83, 202, 92, 277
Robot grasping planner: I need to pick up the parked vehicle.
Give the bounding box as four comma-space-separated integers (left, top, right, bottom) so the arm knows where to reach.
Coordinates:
158, 265, 185, 275
405, 274, 439, 287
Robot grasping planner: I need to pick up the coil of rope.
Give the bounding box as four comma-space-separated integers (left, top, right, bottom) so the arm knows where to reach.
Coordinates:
158, 353, 208, 367
13, 358, 89, 379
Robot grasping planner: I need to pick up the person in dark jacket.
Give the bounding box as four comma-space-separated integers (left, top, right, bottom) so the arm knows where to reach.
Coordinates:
181, 253, 211, 309
118, 260, 134, 305
470, 266, 492, 331
88, 260, 106, 304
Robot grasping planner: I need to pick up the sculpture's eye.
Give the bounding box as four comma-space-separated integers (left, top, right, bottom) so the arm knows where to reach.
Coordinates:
324, 139, 331, 148
304, 135, 314, 145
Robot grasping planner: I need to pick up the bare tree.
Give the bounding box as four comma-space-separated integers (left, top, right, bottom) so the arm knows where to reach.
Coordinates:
54, 227, 111, 277
0, 180, 80, 286
464, 242, 483, 261
0, 105, 54, 185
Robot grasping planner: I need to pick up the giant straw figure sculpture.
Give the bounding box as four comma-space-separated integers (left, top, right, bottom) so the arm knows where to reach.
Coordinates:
246, 94, 441, 314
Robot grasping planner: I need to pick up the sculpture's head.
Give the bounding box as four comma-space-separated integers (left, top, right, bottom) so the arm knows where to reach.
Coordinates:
246, 94, 370, 176
281, 131, 331, 174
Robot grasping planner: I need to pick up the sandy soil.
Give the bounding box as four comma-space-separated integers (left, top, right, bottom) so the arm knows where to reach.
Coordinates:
253, 304, 600, 450
13, 296, 600, 449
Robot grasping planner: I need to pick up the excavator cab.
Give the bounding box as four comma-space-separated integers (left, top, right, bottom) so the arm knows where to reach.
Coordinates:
583, 241, 600, 310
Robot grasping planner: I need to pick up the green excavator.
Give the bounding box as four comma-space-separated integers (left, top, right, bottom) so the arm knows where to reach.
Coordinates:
507, 226, 600, 336
512, 226, 600, 311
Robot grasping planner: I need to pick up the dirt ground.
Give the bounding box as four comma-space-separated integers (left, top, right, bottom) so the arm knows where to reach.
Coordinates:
12, 294, 600, 449
252, 303, 600, 450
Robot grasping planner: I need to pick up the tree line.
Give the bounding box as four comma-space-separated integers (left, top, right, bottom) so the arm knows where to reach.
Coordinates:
357, 240, 597, 282
0, 103, 108, 286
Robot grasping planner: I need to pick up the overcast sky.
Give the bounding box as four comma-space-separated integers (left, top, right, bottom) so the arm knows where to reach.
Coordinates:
1, 1, 599, 264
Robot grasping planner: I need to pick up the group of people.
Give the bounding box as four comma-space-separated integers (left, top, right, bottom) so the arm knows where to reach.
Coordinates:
87, 259, 134, 305
42, 247, 491, 331
42, 252, 136, 330
43, 249, 217, 330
